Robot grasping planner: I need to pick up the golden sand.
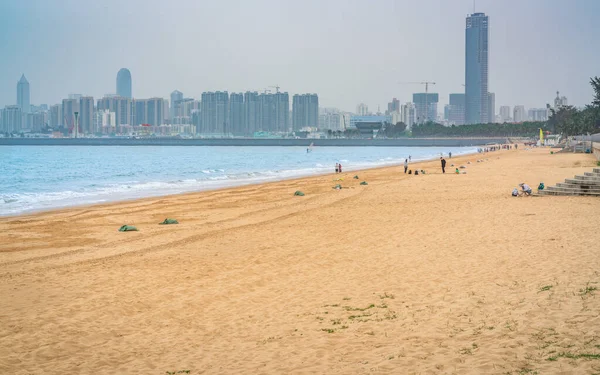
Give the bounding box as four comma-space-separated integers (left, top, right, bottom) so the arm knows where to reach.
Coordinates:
1, 147, 599, 374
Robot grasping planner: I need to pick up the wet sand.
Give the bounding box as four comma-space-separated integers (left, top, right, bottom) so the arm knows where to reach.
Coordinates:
1, 147, 599, 374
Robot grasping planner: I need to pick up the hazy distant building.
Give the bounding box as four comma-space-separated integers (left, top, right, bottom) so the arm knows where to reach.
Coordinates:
513, 105, 526, 123
387, 98, 400, 115
97, 96, 132, 126
170, 90, 183, 120
17, 74, 30, 114
243, 91, 260, 135
68, 94, 82, 101
293, 94, 319, 130
49, 104, 61, 127
94, 109, 116, 133
499, 106, 511, 123
319, 109, 342, 131
201, 91, 229, 134
400, 103, 416, 128
465, 12, 489, 124
229, 93, 244, 135
554, 91, 568, 109
412, 93, 439, 123
446, 93, 466, 125
258, 92, 289, 132
116, 68, 132, 98
487, 92, 495, 123
79, 96, 94, 134
528, 108, 549, 122
356, 103, 369, 116
62, 98, 80, 130
1, 105, 22, 133
26, 112, 46, 132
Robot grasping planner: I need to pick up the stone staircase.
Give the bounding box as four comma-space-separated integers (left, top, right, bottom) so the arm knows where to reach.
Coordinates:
539, 168, 600, 196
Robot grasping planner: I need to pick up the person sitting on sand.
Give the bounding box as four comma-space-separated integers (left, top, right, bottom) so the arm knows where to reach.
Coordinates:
455, 168, 460, 174
512, 188, 519, 197
519, 183, 532, 196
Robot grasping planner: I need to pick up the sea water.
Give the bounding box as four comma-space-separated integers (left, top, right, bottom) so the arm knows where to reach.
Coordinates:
0, 145, 477, 216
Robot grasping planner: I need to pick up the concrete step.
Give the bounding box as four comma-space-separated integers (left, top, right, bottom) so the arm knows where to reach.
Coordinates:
583, 172, 600, 178
570, 176, 600, 184
556, 182, 600, 192
565, 179, 600, 186
538, 189, 600, 196
548, 186, 600, 194
594, 168, 600, 174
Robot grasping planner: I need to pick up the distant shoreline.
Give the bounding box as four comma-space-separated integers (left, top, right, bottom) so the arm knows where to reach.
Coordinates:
0, 137, 508, 147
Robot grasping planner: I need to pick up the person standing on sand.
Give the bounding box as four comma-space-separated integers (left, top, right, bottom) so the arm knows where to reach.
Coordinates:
335, 163, 339, 173
409, 155, 412, 162
449, 152, 452, 158
338, 163, 342, 173
404, 159, 408, 173
440, 157, 446, 174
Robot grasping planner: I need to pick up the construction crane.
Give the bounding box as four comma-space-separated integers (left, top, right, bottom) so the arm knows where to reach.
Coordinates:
398, 81, 437, 123
269, 85, 281, 93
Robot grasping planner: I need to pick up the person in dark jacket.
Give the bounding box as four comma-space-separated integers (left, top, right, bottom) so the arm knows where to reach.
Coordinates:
440, 157, 447, 174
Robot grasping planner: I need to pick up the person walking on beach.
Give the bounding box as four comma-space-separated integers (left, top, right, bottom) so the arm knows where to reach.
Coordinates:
440, 157, 446, 174
335, 163, 339, 173
449, 152, 452, 158
404, 159, 408, 174
338, 163, 342, 173
408, 155, 412, 162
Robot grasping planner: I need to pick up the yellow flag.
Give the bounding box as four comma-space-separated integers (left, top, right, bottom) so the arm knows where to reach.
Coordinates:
539, 128, 544, 145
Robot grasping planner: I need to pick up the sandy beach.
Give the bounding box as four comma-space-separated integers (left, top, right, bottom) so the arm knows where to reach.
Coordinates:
1, 147, 599, 375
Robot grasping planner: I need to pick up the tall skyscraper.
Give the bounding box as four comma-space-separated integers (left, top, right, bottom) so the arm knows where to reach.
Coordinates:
62, 98, 80, 130
487, 92, 495, 123
356, 103, 369, 116
79, 97, 94, 134
465, 12, 489, 125
412, 93, 439, 123
387, 98, 400, 114
448, 93, 466, 125
513, 105, 526, 123
170, 90, 183, 120
401, 103, 416, 128
49, 104, 61, 127
145, 98, 164, 126
133, 99, 147, 126
244, 91, 260, 135
97, 96, 132, 126
116, 69, 132, 98
201, 91, 229, 134
229, 93, 244, 135
292, 94, 319, 131
499, 106, 511, 123
1, 105, 22, 133
17, 74, 30, 114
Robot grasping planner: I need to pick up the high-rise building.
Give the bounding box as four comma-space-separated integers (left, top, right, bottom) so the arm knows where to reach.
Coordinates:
229, 93, 244, 135
49, 104, 61, 127
26, 112, 46, 132
145, 98, 164, 126
201, 91, 229, 134
319, 108, 342, 131
79, 96, 94, 134
293, 94, 319, 130
17, 74, 30, 114
62, 98, 80, 130
133, 99, 147, 126
1, 105, 22, 133
97, 96, 132, 126
513, 105, 526, 123
244, 91, 260, 135
465, 12, 489, 124
170, 90, 183, 120
554, 91, 568, 109
401, 103, 416, 128
116, 68, 132, 98
499, 106, 511, 123
258, 92, 289, 132
487, 92, 495, 123
356, 103, 369, 116
447, 93, 466, 125
412, 93, 439, 123
94, 109, 116, 133
528, 108, 549, 122
387, 98, 400, 114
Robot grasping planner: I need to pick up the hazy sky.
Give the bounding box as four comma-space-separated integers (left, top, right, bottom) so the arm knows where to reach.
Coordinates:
1, 0, 598, 113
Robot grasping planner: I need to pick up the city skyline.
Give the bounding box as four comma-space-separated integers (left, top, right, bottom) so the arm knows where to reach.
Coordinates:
1, 0, 598, 112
